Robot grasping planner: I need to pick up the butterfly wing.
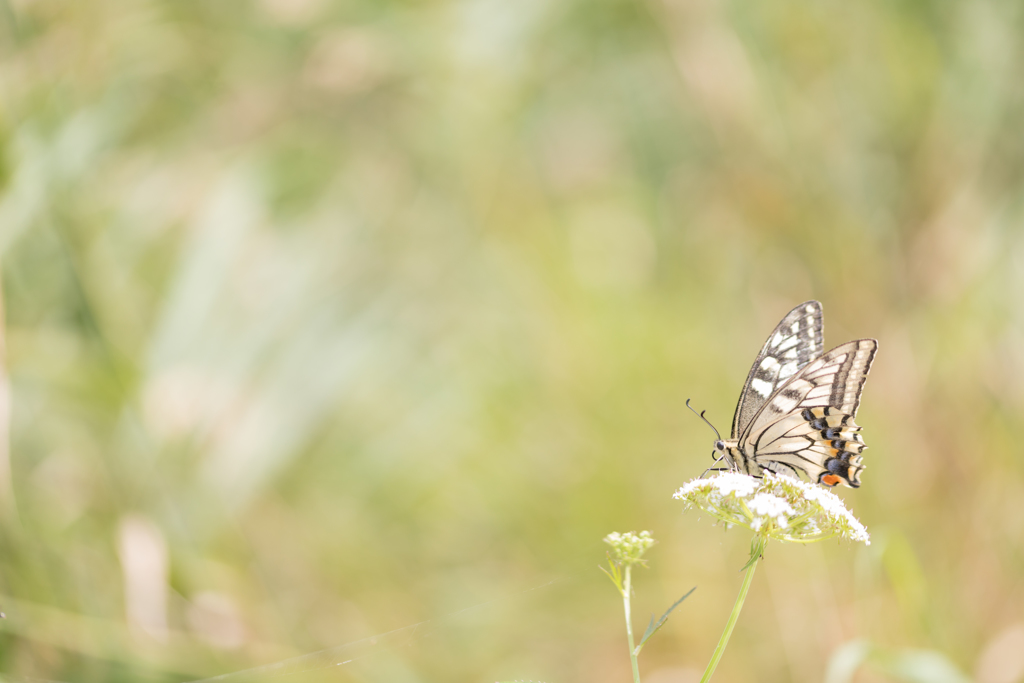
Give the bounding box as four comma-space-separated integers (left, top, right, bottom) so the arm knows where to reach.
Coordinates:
730, 301, 824, 439
740, 339, 878, 487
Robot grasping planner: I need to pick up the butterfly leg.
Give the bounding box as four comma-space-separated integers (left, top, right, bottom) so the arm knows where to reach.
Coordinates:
701, 454, 730, 478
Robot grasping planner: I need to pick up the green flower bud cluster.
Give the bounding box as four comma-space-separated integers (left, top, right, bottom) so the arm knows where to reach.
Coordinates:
604, 530, 656, 566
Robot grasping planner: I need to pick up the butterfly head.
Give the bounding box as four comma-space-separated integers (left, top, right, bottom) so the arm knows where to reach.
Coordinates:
713, 439, 725, 453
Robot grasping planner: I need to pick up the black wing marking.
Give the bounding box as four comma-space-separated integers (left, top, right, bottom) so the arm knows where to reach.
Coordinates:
740, 339, 877, 487
730, 301, 824, 439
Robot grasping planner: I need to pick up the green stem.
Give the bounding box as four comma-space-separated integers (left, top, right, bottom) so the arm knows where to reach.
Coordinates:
699, 552, 760, 683
623, 565, 641, 683
777, 533, 835, 544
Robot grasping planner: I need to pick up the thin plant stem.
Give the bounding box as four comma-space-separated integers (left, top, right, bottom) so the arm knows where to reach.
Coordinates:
699, 552, 760, 683
622, 564, 641, 683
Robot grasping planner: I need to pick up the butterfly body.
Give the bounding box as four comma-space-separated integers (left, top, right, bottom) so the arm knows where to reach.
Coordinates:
712, 301, 877, 488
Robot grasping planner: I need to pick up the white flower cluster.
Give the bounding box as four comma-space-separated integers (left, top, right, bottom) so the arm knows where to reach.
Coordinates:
673, 472, 870, 545
604, 530, 656, 565
746, 493, 795, 531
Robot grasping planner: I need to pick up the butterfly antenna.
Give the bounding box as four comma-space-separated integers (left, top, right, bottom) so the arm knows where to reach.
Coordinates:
686, 399, 722, 440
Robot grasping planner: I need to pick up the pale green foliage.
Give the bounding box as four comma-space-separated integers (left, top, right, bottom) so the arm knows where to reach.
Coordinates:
635, 587, 696, 655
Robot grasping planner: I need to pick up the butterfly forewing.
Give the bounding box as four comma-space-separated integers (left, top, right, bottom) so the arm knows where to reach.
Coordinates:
730, 301, 824, 439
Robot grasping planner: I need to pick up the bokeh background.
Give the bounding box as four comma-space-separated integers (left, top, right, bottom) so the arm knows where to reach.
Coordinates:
1, 0, 1023, 681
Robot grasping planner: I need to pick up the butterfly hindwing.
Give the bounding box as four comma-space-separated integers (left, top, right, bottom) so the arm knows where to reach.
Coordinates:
730, 301, 824, 439
741, 339, 877, 487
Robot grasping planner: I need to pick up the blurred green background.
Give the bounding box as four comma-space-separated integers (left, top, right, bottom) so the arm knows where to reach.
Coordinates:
1, 0, 1023, 681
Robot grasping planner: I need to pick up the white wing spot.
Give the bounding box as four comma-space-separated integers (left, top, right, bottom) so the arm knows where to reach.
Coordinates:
751, 378, 774, 397
790, 322, 800, 334
778, 335, 800, 352
759, 356, 781, 372
770, 331, 785, 348
778, 362, 798, 379
771, 394, 799, 413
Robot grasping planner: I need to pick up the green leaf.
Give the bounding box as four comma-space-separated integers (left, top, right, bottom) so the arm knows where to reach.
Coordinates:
824, 640, 872, 683
599, 559, 623, 592
824, 641, 971, 683
887, 650, 972, 683
633, 586, 696, 655
741, 536, 767, 571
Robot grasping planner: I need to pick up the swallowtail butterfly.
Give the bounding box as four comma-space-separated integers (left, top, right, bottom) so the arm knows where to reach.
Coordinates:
705, 301, 877, 488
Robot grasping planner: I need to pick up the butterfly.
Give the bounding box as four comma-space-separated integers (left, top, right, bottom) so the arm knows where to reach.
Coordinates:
697, 301, 877, 488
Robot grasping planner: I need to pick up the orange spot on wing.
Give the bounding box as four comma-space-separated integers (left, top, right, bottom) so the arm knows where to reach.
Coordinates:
821, 474, 841, 486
